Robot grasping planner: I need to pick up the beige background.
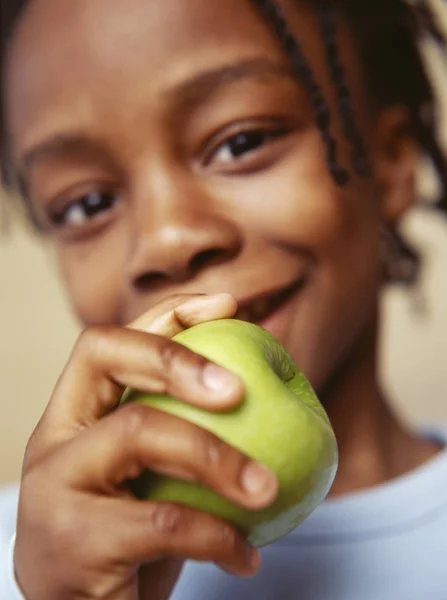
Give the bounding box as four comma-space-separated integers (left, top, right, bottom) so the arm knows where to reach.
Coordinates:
1, 6, 446, 485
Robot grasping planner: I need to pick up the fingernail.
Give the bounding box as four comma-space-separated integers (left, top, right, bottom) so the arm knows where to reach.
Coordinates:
241, 462, 278, 498
202, 363, 241, 393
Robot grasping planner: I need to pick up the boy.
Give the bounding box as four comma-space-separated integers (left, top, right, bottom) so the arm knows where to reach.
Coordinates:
1, 1, 446, 598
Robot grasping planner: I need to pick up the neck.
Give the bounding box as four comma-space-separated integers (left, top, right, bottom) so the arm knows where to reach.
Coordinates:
321, 316, 441, 497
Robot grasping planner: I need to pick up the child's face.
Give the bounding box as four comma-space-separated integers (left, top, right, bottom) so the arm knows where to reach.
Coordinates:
5, 0, 412, 391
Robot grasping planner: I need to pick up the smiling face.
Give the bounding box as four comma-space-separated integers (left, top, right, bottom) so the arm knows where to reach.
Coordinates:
4, 0, 414, 393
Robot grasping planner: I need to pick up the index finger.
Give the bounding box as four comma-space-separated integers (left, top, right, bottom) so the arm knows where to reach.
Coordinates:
29, 294, 239, 458
30, 326, 244, 459
129, 293, 237, 337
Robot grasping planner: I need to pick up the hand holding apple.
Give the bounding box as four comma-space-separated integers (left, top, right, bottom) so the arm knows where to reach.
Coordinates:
122, 319, 338, 547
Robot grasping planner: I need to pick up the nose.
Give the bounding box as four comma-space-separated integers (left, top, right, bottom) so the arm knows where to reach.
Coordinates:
126, 175, 243, 291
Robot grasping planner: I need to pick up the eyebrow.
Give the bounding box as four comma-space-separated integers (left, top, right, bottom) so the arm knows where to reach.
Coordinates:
21, 134, 116, 175
165, 57, 298, 109
20, 58, 298, 172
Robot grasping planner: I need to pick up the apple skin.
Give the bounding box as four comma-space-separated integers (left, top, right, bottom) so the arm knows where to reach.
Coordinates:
122, 319, 338, 547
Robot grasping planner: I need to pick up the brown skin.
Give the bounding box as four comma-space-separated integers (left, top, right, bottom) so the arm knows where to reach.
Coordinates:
4, 0, 440, 598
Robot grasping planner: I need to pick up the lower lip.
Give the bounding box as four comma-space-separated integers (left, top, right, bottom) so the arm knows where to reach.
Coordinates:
259, 281, 305, 341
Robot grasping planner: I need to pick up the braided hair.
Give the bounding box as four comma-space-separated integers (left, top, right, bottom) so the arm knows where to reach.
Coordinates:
1, 0, 447, 284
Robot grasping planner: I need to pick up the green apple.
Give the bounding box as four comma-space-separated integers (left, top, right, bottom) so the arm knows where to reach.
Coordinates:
122, 319, 338, 547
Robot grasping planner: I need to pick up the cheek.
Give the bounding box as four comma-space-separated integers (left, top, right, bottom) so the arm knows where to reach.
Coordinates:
287, 195, 381, 390
56, 239, 125, 326
235, 130, 379, 253
239, 135, 381, 386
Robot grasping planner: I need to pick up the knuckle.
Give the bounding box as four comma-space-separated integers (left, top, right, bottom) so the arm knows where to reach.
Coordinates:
149, 504, 183, 537
158, 338, 207, 381
76, 325, 100, 351
81, 573, 119, 600
76, 325, 113, 358
198, 433, 226, 469
50, 502, 80, 549
158, 339, 201, 381
197, 432, 238, 477
158, 339, 182, 372
217, 522, 241, 554
22, 427, 44, 471
21, 431, 57, 481
117, 403, 149, 437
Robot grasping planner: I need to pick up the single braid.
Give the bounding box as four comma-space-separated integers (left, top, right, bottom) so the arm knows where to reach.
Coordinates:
315, 1, 371, 178
251, 0, 349, 185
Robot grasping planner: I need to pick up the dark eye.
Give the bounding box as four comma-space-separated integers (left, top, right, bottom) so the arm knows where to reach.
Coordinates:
212, 129, 286, 164
49, 191, 119, 227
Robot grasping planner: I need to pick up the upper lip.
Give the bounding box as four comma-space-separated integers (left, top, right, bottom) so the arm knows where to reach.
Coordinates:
235, 277, 306, 311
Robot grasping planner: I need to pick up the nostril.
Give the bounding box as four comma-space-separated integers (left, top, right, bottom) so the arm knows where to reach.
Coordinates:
132, 246, 239, 291
189, 247, 231, 273
133, 271, 168, 291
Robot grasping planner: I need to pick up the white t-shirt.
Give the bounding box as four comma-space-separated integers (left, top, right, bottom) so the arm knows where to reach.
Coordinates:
1, 427, 447, 600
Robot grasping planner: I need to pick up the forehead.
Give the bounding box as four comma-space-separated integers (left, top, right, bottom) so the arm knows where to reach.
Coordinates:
4, 0, 363, 157
3, 1, 267, 142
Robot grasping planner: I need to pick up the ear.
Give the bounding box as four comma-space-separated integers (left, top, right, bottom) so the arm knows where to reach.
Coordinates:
373, 107, 419, 225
